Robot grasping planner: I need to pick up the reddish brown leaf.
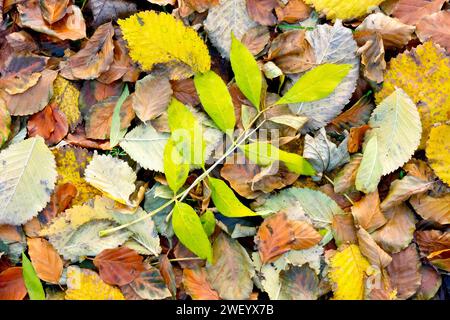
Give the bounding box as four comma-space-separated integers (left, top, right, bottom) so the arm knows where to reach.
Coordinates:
0, 267, 27, 300
387, 244, 422, 299
427, 249, 450, 272
256, 212, 322, 264
329, 95, 375, 132
27, 238, 63, 284
6, 31, 39, 53
415, 265, 442, 300
275, 0, 311, 23
170, 78, 200, 106
409, 193, 450, 225
392, 0, 447, 25
159, 254, 176, 297
40, 0, 70, 24
179, 0, 219, 17
416, 11, 450, 52
246, 0, 278, 26
183, 267, 220, 300
85, 95, 134, 140
60, 22, 115, 80
27, 103, 69, 145
332, 213, 357, 246
415, 230, 450, 256
94, 247, 145, 286
267, 30, 315, 74
79, 80, 124, 111
351, 191, 387, 233
121, 266, 172, 300
348, 125, 371, 153
66, 125, 111, 150
87, 0, 138, 28
241, 26, 271, 56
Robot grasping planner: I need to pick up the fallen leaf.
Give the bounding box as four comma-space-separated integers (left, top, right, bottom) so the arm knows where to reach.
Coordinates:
246, 0, 278, 26
354, 31, 386, 83
87, 0, 137, 28
40, 0, 70, 24
27, 238, 63, 284
241, 26, 271, 56
333, 154, 363, 194
427, 249, 450, 272
50, 76, 81, 131
426, 124, 450, 186
0, 267, 27, 300
303, 0, 384, 20
94, 247, 144, 286
0, 98, 11, 147
183, 267, 220, 300
348, 125, 371, 153
278, 265, 319, 300
392, 0, 447, 25
415, 230, 450, 256
170, 79, 200, 106
122, 266, 172, 300
351, 191, 387, 233
415, 265, 442, 300
27, 103, 69, 145
275, 0, 311, 23
332, 213, 357, 247
357, 228, 392, 268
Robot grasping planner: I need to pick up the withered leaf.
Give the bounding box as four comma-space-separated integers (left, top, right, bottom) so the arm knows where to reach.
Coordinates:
351, 191, 387, 233
87, 0, 138, 28
354, 31, 386, 83
27, 237, 63, 284
40, 0, 70, 24
416, 11, 450, 52
27, 103, 69, 145
275, 0, 311, 23
246, 0, 278, 26
415, 230, 450, 256
332, 213, 357, 247
241, 26, 271, 56
392, 0, 447, 25
183, 267, 220, 300
0, 267, 27, 300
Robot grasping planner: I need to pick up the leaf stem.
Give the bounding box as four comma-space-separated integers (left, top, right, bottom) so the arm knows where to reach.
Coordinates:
323, 174, 355, 205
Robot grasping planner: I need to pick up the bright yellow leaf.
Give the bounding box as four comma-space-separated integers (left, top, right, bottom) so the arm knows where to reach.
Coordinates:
328, 244, 370, 300
50, 76, 81, 129
65, 266, 125, 300
426, 124, 450, 186
303, 0, 384, 20
375, 42, 450, 148
118, 11, 210, 78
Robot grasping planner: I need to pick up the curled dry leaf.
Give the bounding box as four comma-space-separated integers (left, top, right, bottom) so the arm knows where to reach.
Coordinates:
333, 154, 363, 194
60, 22, 115, 80
40, 0, 70, 24
27, 103, 69, 145
268, 30, 316, 74
357, 228, 392, 268
416, 11, 450, 52
351, 191, 386, 233
0, 267, 27, 300
275, 0, 312, 23
241, 26, 271, 56
392, 0, 447, 25
348, 125, 371, 153
94, 247, 145, 286
27, 238, 63, 284
255, 212, 322, 264
354, 31, 386, 83
427, 248, 450, 272
183, 267, 220, 300
332, 213, 357, 247
121, 266, 173, 300
415, 230, 450, 256
387, 244, 422, 300
246, 0, 278, 26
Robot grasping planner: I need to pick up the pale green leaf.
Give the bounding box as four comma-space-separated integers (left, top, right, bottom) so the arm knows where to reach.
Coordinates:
22, 252, 45, 300
201, 211, 216, 237
240, 142, 316, 176
110, 85, 129, 148
0, 137, 57, 225
120, 124, 169, 173
277, 63, 352, 105
208, 177, 257, 217
355, 135, 383, 194
230, 33, 262, 109
194, 71, 236, 132
172, 202, 212, 263
164, 138, 189, 193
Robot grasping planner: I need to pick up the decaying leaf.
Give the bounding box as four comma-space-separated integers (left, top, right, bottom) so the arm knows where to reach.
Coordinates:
351, 191, 386, 233
392, 0, 447, 25
183, 267, 220, 300
122, 266, 172, 300
27, 238, 63, 284
87, 0, 138, 28
426, 124, 450, 186
416, 11, 450, 52
50, 76, 81, 130
275, 0, 311, 23
410, 193, 450, 225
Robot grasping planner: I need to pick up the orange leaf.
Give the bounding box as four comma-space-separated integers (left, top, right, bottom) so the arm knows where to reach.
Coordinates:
27, 237, 63, 284
246, 0, 278, 26
183, 267, 220, 300
0, 267, 27, 300
94, 247, 144, 286
27, 103, 69, 145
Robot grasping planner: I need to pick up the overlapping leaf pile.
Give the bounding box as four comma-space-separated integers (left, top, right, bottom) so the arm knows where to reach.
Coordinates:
0, 0, 449, 301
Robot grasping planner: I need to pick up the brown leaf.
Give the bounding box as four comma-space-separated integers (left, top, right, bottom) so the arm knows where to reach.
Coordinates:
0, 267, 27, 300
39, 182, 77, 224
183, 267, 220, 300
40, 0, 70, 24
60, 22, 115, 80
387, 244, 422, 299
121, 266, 172, 300
241, 26, 271, 56
415, 265, 442, 300
94, 247, 145, 286
173, 242, 205, 269
85, 95, 134, 140
351, 191, 387, 233
278, 265, 320, 300
411, 193, 450, 224
179, 0, 219, 17
332, 213, 357, 247
27, 238, 63, 284
132, 75, 173, 122
380, 176, 433, 211
18, 1, 86, 41
159, 255, 176, 297
416, 11, 450, 52
357, 228, 392, 268
427, 249, 450, 272
66, 125, 111, 150
392, 0, 447, 25
170, 79, 200, 106
27, 103, 69, 145
79, 80, 124, 112
415, 230, 450, 256
0, 55, 48, 95
87, 0, 138, 28
275, 0, 311, 23
329, 95, 375, 132
354, 31, 386, 83
348, 124, 371, 153
255, 212, 322, 264
246, 0, 278, 26
267, 30, 315, 74
1, 69, 57, 116
333, 154, 363, 194
371, 204, 417, 254
6, 31, 39, 53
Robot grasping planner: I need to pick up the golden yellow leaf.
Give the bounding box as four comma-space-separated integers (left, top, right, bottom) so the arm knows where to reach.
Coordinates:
50, 76, 81, 130
303, 0, 384, 20
328, 244, 370, 300
118, 11, 210, 77
426, 124, 450, 186
0, 97, 10, 147
65, 266, 125, 300
375, 42, 450, 148
53, 146, 101, 206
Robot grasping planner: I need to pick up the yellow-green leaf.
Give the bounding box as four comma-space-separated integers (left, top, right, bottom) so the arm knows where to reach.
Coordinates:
0, 98, 11, 147
230, 33, 262, 109
22, 252, 45, 300
119, 11, 210, 76
164, 138, 189, 193
194, 70, 236, 132
240, 142, 316, 176
110, 85, 130, 148
276, 63, 351, 105
355, 135, 383, 194
328, 244, 370, 300
172, 202, 212, 263
208, 177, 257, 218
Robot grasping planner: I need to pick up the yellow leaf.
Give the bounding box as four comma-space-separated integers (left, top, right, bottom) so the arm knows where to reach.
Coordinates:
303, 0, 384, 20
328, 244, 370, 300
375, 42, 450, 148
426, 124, 450, 186
118, 11, 210, 78
50, 76, 81, 130
65, 266, 125, 300
0, 97, 10, 147
53, 146, 101, 206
